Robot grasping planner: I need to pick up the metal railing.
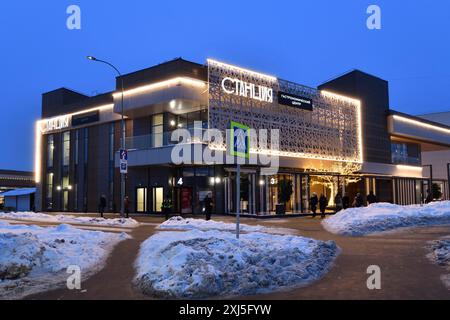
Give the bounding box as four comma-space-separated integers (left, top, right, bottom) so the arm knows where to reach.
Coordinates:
391, 155, 421, 166
122, 128, 208, 151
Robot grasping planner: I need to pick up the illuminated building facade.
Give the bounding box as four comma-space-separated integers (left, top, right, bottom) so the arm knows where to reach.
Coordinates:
35, 58, 450, 214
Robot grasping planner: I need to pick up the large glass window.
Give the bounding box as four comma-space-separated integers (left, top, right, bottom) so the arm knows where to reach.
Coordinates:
152, 187, 163, 212
391, 142, 421, 165
46, 172, 53, 209
47, 135, 54, 167
152, 114, 163, 148
137, 187, 147, 212
62, 131, 70, 166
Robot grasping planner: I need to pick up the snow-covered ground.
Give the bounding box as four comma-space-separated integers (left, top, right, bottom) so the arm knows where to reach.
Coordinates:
322, 202, 450, 236
0, 211, 139, 228
135, 221, 339, 298
427, 237, 450, 289
0, 221, 129, 299
158, 216, 297, 235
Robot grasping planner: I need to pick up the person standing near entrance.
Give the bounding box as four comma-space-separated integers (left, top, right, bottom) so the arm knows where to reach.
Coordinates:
367, 191, 377, 205
334, 193, 343, 212
203, 193, 213, 221
310, 192, 318, 218
342, 193, 350, 209
353, 193, 364, 207
319, 193, 327, 218
98, 194, 106, 218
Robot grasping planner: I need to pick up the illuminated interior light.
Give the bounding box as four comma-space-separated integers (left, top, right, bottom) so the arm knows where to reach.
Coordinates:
396, 165, 423, 171
392, 115, 450, 135
34, 120, 42, 183
170, 120, 176, 127
215, 177, 221, 184
112, 77, 206, 98
259, 179, 265, 185
207, 59, 277, 82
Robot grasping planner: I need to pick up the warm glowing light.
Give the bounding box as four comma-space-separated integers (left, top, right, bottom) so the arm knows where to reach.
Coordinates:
39, 104, 114, 133
56, 186, 62, 191
170, 120, 176, 127
209, 145, 362, 163
34, 120, 42, 183
392, 115, 450, 135
207, 59, 277, 82
321, 90, 363, 163
396, 164, 423, 171
68, 185, 73, 190
215, 177, 221, 184
259, 179, 265, 185
112, 77, 206, 98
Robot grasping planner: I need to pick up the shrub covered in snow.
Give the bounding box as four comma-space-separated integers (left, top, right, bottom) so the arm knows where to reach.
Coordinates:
135, 229, 339, 298
0, 211, 139, 227
0, 223, 129, 299
158, 216, 295, 234
427, 237, 450, 289
322, 202, 450, 236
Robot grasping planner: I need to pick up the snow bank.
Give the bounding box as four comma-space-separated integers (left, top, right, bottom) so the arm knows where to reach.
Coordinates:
0, 222, 129, 299
158, 216, 296, 235
427, 237, 450, 289
135, 229, 339, 298
0, 211, 139, 228
322, 202, 450, 236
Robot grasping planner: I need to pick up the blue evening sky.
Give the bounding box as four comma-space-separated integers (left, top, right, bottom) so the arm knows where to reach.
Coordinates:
1, 0, 449, 171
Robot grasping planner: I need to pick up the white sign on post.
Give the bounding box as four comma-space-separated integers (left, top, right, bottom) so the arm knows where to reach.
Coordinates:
119, 149, 128, 174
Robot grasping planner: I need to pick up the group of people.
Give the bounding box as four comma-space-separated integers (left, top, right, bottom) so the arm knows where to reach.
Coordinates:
309, 191, 378, 218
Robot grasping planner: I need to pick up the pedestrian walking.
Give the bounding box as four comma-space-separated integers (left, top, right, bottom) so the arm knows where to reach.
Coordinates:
334, 193, 343, 212
367, 191, 377, 204
353, 192, 364, 207
124, 196, 130, 218
98, 194, 106, 218
319, 193, 327, 218
203, 193, 213, 221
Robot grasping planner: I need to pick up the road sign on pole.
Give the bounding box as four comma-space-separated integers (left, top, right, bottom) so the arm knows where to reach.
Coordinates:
119, 149, 128, 174
228, 121, 250, 239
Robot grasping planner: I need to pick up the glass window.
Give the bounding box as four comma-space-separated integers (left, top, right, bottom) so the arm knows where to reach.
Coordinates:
152, 114, 164, 148
47, 135, 54, 167
84, 128, 89, 164
153, 187, 163, 212
46, 172, 53, 209
62, 131, 70, 166
74, 130, 79, 165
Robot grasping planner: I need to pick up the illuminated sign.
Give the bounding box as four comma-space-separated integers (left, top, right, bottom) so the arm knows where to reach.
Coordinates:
278, 91, 313, 111
229, 121, 250, 159
41, 116, 70, 133
221, 77, 273, 103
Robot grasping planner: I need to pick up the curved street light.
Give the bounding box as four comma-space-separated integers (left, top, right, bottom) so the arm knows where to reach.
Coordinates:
87, 56, 126, 218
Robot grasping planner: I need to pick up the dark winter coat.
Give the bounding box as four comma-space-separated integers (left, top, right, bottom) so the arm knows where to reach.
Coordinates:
319, 195, 327, 212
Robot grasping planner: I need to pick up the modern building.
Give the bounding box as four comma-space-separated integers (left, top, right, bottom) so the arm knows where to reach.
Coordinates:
1, 188, 36, 211
34, 58, 450, 214
0, 169, 35, 210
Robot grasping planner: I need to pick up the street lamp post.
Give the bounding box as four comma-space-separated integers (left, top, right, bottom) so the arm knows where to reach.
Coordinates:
87, 56, 126, 217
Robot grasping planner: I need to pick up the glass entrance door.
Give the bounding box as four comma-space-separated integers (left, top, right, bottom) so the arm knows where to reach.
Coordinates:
136, 187, 147, 213
152, 187, 163, 213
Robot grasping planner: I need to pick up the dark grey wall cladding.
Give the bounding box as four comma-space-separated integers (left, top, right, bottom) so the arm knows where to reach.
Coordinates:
319, 70, 392, 164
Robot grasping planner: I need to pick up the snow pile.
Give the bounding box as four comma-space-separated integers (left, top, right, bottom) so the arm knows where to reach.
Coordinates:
427, 237, 450, 289
158, 216, 296, 234
0, 222, 129, 299
0, 211, 139, 228
135, 229, 339, 298
322, 202, 450, 236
